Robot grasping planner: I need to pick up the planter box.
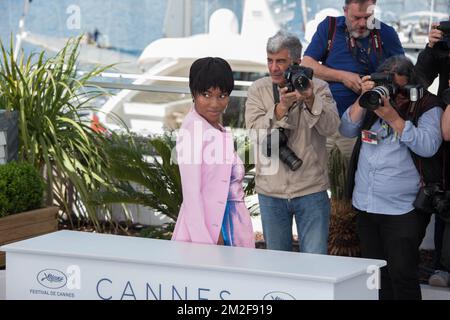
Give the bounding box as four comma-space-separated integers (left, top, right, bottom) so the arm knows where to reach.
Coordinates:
0, 207, 58, 267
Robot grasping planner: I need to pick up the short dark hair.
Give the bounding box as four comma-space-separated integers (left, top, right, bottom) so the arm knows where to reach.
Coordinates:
189, 57, 234, 97
376, 55, 425, 86
345, 0, 377, 5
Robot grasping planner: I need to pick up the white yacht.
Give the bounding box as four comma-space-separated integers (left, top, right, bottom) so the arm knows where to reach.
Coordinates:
99, 0, 281, 135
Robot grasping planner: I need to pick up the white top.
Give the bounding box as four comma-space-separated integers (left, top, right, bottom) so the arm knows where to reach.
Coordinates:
1, 230, 385, 284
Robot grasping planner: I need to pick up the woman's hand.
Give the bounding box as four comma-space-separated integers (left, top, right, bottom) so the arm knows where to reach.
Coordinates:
375, 96, 405, 134
361, 75, 375, 94
294, 81, 315, 111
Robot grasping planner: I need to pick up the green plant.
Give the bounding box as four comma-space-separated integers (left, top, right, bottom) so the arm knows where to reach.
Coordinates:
94, 132, 182, 224
328, 145, 348, 201
0, 36, 123, 229
0, 162, 45, 217
139, 223, 176, 240
327, 145, 360, 257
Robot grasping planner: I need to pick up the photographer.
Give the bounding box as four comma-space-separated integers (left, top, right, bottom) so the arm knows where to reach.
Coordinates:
414, 20, 450, 287
340, 55, 444, 300
245, 31, 340, 254
302, 0, 404, 160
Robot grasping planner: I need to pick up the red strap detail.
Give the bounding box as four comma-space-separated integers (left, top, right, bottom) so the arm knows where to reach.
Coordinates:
372, 30, 383, 63
329, 18, 337, 52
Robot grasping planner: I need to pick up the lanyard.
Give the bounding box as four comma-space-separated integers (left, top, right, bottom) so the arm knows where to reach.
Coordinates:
344, 27, 383, 74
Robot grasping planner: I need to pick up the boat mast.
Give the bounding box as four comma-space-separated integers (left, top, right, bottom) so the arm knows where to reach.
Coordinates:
429, 0, 435, 32
163, 0, 192, 38
14, 0, 31, 60
300, 0, 308, 33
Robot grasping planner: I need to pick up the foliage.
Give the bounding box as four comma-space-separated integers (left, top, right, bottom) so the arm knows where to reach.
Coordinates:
0, 162, 45, 217
93, 132, 182, 223
327, 145, 360, 257
138, 223, 176, 240
328, 145, 348, 200
0, 36, 122, 229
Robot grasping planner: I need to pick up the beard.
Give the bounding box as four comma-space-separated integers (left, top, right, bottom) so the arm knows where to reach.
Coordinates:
346, 19, 371, 39
350, 29, 371, 39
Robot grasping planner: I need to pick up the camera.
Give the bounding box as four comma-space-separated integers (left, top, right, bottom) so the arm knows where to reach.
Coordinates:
414, 184, 450, 220
263, 128, 303, 171
442, 88, 450, 105
403, 84, 424, 102
284, 64, 314, 93
435, 20, 450, 51
359, 73, 397, 111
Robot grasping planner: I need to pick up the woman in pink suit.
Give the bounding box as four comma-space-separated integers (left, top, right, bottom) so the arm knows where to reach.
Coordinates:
171, 57, 255, 248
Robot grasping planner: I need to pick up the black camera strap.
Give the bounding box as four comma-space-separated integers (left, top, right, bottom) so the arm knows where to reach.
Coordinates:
273, 83, 280, 104
406, 94, 447, 189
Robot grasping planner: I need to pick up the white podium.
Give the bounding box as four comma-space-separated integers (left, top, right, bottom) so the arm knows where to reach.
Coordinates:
1, 230, 385, 300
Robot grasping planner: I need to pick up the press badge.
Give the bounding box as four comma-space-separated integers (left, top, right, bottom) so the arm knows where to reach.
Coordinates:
361, 130, 378, 145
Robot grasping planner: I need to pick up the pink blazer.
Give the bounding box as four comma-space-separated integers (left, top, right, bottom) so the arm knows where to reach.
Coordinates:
171, 107, 254, 247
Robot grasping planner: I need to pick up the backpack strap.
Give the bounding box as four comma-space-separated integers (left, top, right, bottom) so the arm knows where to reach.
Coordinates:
406, 93, 445, 187
322, 16, 337, 63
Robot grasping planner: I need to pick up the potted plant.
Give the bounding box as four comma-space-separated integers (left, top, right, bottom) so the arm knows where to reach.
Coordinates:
0, 162, 58, 267
0, 37, 123, 231
327, 146, 360, 257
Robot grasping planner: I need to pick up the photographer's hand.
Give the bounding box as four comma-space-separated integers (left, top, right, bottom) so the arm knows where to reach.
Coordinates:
429, 23, 444, 48
275, 87, 298, 120
361, 75, 375, 94
295, 82, 315, 111
341, 71, 362, 94
349, 76, 374, 122
375, 96, 405, 134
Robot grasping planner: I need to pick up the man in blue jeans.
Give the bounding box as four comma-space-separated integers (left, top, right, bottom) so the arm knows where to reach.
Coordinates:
245, 31, 340, 253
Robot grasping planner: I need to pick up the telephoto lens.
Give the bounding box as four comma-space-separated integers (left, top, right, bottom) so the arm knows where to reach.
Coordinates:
278, 129, 303, 171
284, 64, 314, 93
263, 129, 303, 171
359, 86, 391, 111
359, 73, 396, 111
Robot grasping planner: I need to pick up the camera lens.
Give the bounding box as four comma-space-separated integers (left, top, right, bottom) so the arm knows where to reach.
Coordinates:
293, 75, 310, 92
359, 86, 390, 111
279, 147, 303, 171
264, 129, 303, 171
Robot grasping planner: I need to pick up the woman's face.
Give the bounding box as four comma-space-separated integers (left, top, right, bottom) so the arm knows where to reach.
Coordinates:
194, 87, 229, 127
